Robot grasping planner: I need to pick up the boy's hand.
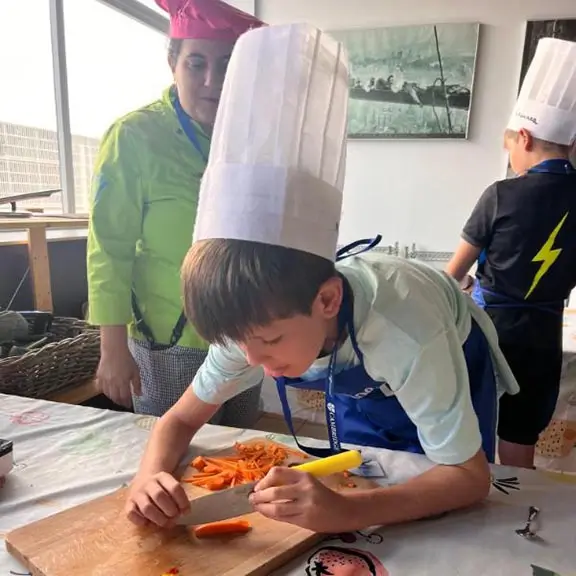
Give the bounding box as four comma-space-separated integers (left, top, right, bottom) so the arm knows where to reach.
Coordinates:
125, 472, 190, 528
249, 467, 355, 533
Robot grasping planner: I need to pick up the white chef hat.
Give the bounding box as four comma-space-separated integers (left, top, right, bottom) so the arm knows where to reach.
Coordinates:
192, 23, 349, 262
507, 37, 576, 146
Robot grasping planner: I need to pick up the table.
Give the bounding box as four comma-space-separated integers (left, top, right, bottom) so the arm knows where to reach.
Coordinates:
1, 394, 575, 575
0, 216, 89, 312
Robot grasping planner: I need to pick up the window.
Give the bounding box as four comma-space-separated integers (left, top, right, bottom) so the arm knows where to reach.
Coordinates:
0, 0, 62, 212
64, 0, 172, 213
0, 0, 257, 218
135, 0, 165, 15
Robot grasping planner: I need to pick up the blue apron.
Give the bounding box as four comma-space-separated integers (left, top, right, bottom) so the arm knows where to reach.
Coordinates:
275, 237, 498, 462
472, 159, 576, 316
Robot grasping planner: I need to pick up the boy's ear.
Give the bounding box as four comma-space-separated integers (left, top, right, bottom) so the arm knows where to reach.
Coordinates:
518, 128, 534, 151
315, 276, 343, 319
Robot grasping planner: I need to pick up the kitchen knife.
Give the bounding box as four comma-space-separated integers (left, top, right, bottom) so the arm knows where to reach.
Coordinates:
176, 449, 362, 526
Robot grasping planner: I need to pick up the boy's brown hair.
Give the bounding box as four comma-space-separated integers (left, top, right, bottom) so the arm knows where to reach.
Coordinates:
181, 239, 337, 345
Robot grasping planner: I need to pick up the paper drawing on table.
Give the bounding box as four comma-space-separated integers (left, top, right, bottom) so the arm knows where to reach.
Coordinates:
9, 410, 49, 426
304, 546, 388, 576
58, 431, 111, 456
491, 475, 520, 495
326, 531, 384, 546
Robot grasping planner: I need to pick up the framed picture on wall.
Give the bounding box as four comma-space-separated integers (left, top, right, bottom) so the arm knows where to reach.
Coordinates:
520, 19, 576, 86
330, 22, 480, 140
506, 18, 576, 177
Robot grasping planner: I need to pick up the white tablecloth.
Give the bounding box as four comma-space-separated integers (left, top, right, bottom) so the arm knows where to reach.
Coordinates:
1, 393, 576, 575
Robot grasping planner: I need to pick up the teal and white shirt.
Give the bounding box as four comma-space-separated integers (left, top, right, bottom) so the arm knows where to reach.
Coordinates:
191, 256, 519, 465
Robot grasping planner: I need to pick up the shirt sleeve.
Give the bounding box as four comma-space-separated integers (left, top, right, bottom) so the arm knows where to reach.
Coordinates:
192, 342, 264, 405
86, 121, 144, 326
462, 183, 498, 249
393, 328, 482, 465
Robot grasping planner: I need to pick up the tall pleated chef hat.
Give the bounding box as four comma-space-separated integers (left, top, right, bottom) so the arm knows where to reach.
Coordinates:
507, 37, 576, 145
192, 23, 349, 262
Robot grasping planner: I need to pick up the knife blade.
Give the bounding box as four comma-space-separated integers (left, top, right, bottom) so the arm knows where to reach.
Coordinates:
176, 449, 363, 526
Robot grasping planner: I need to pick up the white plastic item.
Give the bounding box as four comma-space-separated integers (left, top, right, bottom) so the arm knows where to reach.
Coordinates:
0, 439, 13, 478
507, 37, 576, 145
193, 23, 350, 262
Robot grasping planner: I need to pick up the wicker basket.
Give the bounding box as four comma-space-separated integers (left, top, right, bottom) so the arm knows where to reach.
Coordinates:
0, 318, 100, 399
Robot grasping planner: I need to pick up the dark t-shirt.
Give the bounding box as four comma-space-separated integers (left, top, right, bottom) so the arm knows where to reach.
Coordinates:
463, 170, 576, 346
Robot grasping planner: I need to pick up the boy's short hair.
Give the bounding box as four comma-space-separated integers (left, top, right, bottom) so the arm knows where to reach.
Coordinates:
505, 129, 572, 155
181, 239, 337, 345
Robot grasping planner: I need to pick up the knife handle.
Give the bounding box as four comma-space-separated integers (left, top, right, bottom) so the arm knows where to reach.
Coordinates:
292, 450, 362, 477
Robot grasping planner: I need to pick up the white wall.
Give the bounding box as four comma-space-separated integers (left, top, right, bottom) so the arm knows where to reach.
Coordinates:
256, 0, 576, 252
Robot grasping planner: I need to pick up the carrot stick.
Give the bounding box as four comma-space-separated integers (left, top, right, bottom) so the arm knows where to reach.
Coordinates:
193, 520, 252, 539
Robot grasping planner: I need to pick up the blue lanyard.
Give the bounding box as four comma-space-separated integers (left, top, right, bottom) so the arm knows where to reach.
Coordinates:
170, 88, 208, 163
324, 282, 352, 453
528, 159, 576, 175
324, 235, 382, 453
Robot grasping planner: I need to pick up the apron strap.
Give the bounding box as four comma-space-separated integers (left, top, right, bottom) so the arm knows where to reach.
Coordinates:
527, 159, 576, 175
130, 87, 204, 350
274, 378, 335, 458
336, 235, 382, 261
274, 276, 364, 458
131, 291, 187, 350
475, 282, 564, 315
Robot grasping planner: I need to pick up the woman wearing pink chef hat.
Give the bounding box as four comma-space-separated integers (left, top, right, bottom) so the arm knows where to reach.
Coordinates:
86, 0, 266, 424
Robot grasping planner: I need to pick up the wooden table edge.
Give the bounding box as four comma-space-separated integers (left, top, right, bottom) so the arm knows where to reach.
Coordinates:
47, 378, 100, 405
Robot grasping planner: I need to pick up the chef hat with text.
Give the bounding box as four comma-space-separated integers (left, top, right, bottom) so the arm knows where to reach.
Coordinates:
507, 37, 576, 145
192, 23, 349, 262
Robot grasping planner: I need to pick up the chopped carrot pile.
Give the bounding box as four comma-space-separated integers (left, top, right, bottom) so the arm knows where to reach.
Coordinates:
184, 442, 308, 490
193, 519, 252, 539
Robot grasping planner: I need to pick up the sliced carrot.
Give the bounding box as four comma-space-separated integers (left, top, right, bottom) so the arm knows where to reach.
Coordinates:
194, 519, 252, 539
186, 442, 311, 491
191, 456, 206, 471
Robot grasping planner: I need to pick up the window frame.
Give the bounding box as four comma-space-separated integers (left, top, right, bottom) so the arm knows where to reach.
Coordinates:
48, 0, 169, 213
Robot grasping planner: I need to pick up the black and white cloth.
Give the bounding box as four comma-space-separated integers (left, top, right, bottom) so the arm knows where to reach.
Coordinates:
128, 338, 262, 427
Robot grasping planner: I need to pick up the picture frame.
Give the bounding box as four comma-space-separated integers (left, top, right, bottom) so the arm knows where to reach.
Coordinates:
330, 22, 481, 140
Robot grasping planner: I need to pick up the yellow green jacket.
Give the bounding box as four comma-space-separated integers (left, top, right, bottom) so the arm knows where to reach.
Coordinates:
87, 87, 209, 349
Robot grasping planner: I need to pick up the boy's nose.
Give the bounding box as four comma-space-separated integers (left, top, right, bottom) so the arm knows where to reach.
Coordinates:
243, 346, 269, 367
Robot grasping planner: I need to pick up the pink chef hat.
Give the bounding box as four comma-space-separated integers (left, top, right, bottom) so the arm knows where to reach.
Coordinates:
155, 0, 266, 41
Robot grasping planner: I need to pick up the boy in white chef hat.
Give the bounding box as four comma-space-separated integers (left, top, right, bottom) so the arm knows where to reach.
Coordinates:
126, 23, 518, 532
447, 38, 576, 469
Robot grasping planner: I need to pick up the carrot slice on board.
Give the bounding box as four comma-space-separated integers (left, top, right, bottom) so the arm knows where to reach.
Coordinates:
194, 519, 252, 539
185, 442, 309, 491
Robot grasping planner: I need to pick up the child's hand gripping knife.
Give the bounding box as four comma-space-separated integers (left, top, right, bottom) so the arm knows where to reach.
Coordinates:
125, 388, 222, 527
248, 451, 368, 534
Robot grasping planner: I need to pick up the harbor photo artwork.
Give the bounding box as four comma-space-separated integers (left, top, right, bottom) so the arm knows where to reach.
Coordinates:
331, 22, 480, 139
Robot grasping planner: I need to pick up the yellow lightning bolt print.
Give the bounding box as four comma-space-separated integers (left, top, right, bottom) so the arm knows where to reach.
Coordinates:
525, 212, 569, 300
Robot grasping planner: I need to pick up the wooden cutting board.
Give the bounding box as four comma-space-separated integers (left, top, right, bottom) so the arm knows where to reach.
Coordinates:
6, 438, 377, 576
